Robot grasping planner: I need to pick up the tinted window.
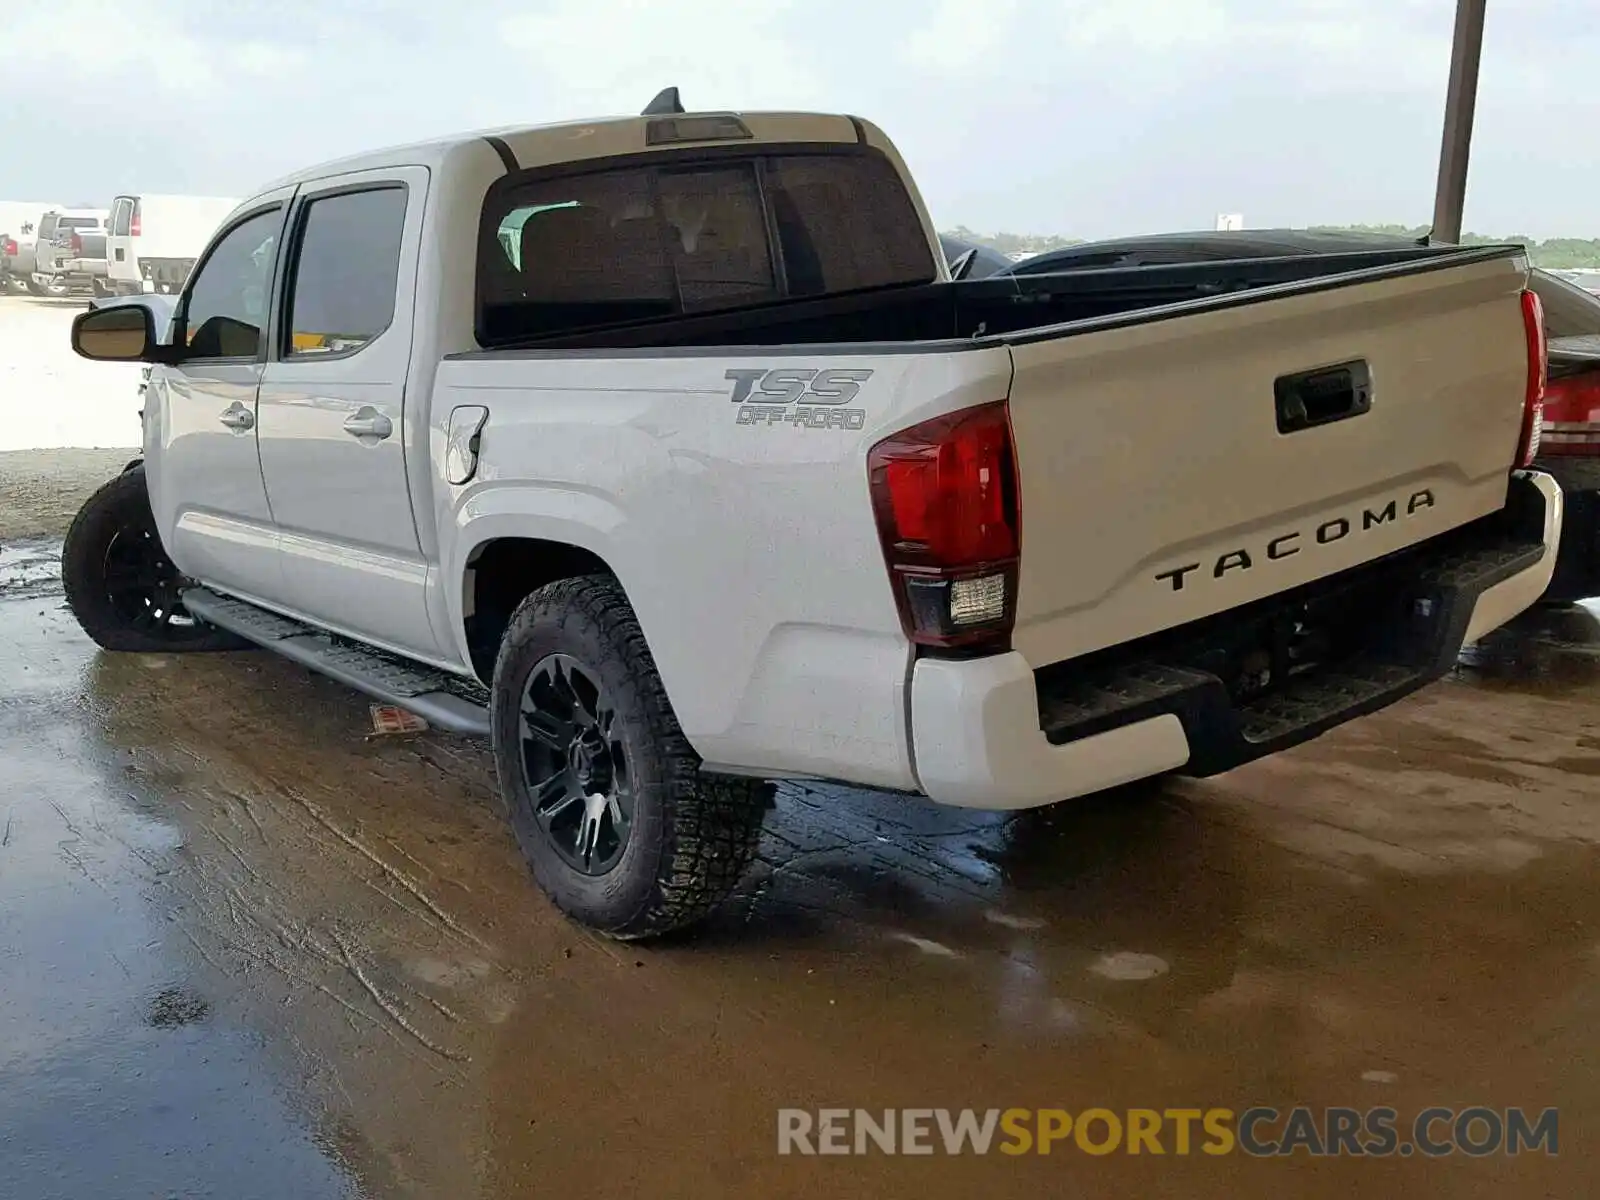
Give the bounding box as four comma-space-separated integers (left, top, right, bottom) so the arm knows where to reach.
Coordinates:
498, 202, 579, 270
659, 164, 777, 311
285, 188, 407, 357
182, 207, 282, 359
59, 216, 101, 231
111, 199, 133, 237
763, 155, 937, 297
478, 150, 935, 344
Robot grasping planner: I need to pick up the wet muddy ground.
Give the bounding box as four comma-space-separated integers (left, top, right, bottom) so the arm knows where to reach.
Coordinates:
2, 532, 1599, 1198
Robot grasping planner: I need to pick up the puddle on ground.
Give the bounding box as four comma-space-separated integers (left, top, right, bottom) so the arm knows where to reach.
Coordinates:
0, 537, 62, 600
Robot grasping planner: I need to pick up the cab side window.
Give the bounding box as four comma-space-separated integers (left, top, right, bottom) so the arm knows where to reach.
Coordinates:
284, 187, 407, 357
182, 207, 283, 360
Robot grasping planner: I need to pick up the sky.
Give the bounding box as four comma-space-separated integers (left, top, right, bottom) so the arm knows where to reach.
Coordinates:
1, 0, 1595, 241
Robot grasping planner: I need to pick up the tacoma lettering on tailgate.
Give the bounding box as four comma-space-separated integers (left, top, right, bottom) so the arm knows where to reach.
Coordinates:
1154, 489, 1437, 592
726, 367, 873, 431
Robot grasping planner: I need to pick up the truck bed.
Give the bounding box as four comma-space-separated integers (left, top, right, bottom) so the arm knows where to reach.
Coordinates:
471, 242, 1521, 353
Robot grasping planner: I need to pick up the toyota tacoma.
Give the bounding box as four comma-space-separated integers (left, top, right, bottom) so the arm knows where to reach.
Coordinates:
60, 92, 1563, 939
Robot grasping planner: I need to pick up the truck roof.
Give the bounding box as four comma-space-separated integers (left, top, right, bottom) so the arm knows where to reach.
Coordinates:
253, 110, 873, 194
111, 193, 242, 204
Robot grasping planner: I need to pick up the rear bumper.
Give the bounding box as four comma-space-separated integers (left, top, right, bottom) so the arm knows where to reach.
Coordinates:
1538, 468, 1600, 603
909, 471, 1562, 809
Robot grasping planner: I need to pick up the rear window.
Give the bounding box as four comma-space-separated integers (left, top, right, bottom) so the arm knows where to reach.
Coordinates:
59, 216, 100, 231
111, 199, 134, 237
477, 149, 936, 345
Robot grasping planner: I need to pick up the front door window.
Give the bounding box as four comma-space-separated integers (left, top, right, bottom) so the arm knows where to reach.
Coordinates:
181, 208, 283, 359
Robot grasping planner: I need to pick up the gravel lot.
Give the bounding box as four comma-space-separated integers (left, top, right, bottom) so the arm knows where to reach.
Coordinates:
0, 447, 135, 540
0, 293, 140, 539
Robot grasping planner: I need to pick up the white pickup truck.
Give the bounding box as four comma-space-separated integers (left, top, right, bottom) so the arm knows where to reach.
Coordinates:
32, 207, 109, 295
62, 93, 1562, 939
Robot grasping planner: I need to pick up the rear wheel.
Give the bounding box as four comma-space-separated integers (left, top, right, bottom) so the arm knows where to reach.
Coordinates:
61, 467, 247, 653
490, 575, 771, 939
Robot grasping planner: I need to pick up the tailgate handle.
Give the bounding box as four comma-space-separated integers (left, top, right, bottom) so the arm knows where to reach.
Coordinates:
1275, 360, 1372, 435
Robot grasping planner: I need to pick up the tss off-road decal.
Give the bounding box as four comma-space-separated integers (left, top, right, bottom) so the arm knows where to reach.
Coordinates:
725, 368, 873, 430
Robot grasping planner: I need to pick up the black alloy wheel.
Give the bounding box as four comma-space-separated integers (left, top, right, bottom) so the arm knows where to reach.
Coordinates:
61, 467, 246, 653
489, 575, 772, 939
519, 652, 634, 875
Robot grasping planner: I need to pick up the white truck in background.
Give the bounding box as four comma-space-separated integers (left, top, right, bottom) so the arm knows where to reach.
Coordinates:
0, 200, 60, 293
31, 208, 110, 295
61, 93, 1563, 941
106, 194, 241, 296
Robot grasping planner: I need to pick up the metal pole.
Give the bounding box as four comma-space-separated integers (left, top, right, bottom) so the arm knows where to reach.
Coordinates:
1431, 0, 1488, 244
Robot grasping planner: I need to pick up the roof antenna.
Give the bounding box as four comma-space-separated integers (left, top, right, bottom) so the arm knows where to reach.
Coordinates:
642, 87, 685, 116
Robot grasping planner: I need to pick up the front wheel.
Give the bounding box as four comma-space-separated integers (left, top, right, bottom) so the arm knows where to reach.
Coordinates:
490, 575, 771, 940
61, 467, 247, 653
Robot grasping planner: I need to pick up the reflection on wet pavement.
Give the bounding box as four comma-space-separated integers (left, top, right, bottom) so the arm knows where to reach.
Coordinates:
0, 590, 358, 1200
2, 540, 1598, 1198
1458, 599, 1600, 694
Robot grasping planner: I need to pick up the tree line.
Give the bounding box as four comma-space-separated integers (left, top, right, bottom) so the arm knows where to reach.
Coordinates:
1314, 225, 1600, 269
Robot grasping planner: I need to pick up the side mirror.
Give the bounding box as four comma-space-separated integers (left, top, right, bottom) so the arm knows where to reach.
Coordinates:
950, 248, 978, 281
71, 302, 161, 362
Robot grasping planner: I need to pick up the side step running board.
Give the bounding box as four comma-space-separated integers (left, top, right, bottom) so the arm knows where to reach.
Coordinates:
181, 587, 491, 737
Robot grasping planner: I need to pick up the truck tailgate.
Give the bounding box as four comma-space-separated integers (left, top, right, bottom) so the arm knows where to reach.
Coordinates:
1003, 251, 1534, 668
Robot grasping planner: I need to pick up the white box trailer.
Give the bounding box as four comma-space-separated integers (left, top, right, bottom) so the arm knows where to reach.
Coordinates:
106, 194, 240, 295
0, 199, 63, 239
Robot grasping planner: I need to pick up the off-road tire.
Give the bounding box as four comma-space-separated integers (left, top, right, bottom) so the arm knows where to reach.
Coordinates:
491, 575, 771, 939
61, 467, 247, 653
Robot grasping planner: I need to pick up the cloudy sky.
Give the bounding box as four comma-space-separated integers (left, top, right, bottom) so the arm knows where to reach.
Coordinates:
1, 0, 1594, 239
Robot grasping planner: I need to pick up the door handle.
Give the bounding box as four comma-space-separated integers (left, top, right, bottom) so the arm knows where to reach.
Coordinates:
1275, 360, 1372, 435
343, 407, 394, 441
218, 402, 254, 432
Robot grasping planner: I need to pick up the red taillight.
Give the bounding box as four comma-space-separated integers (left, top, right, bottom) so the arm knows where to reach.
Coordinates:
131, 208, 141, 237
70, 232, 83, 254
868, 400, 1021, 652
1516, 289, 1547, 468
1539, 372, 1600, 457
2, 238, 16, 256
